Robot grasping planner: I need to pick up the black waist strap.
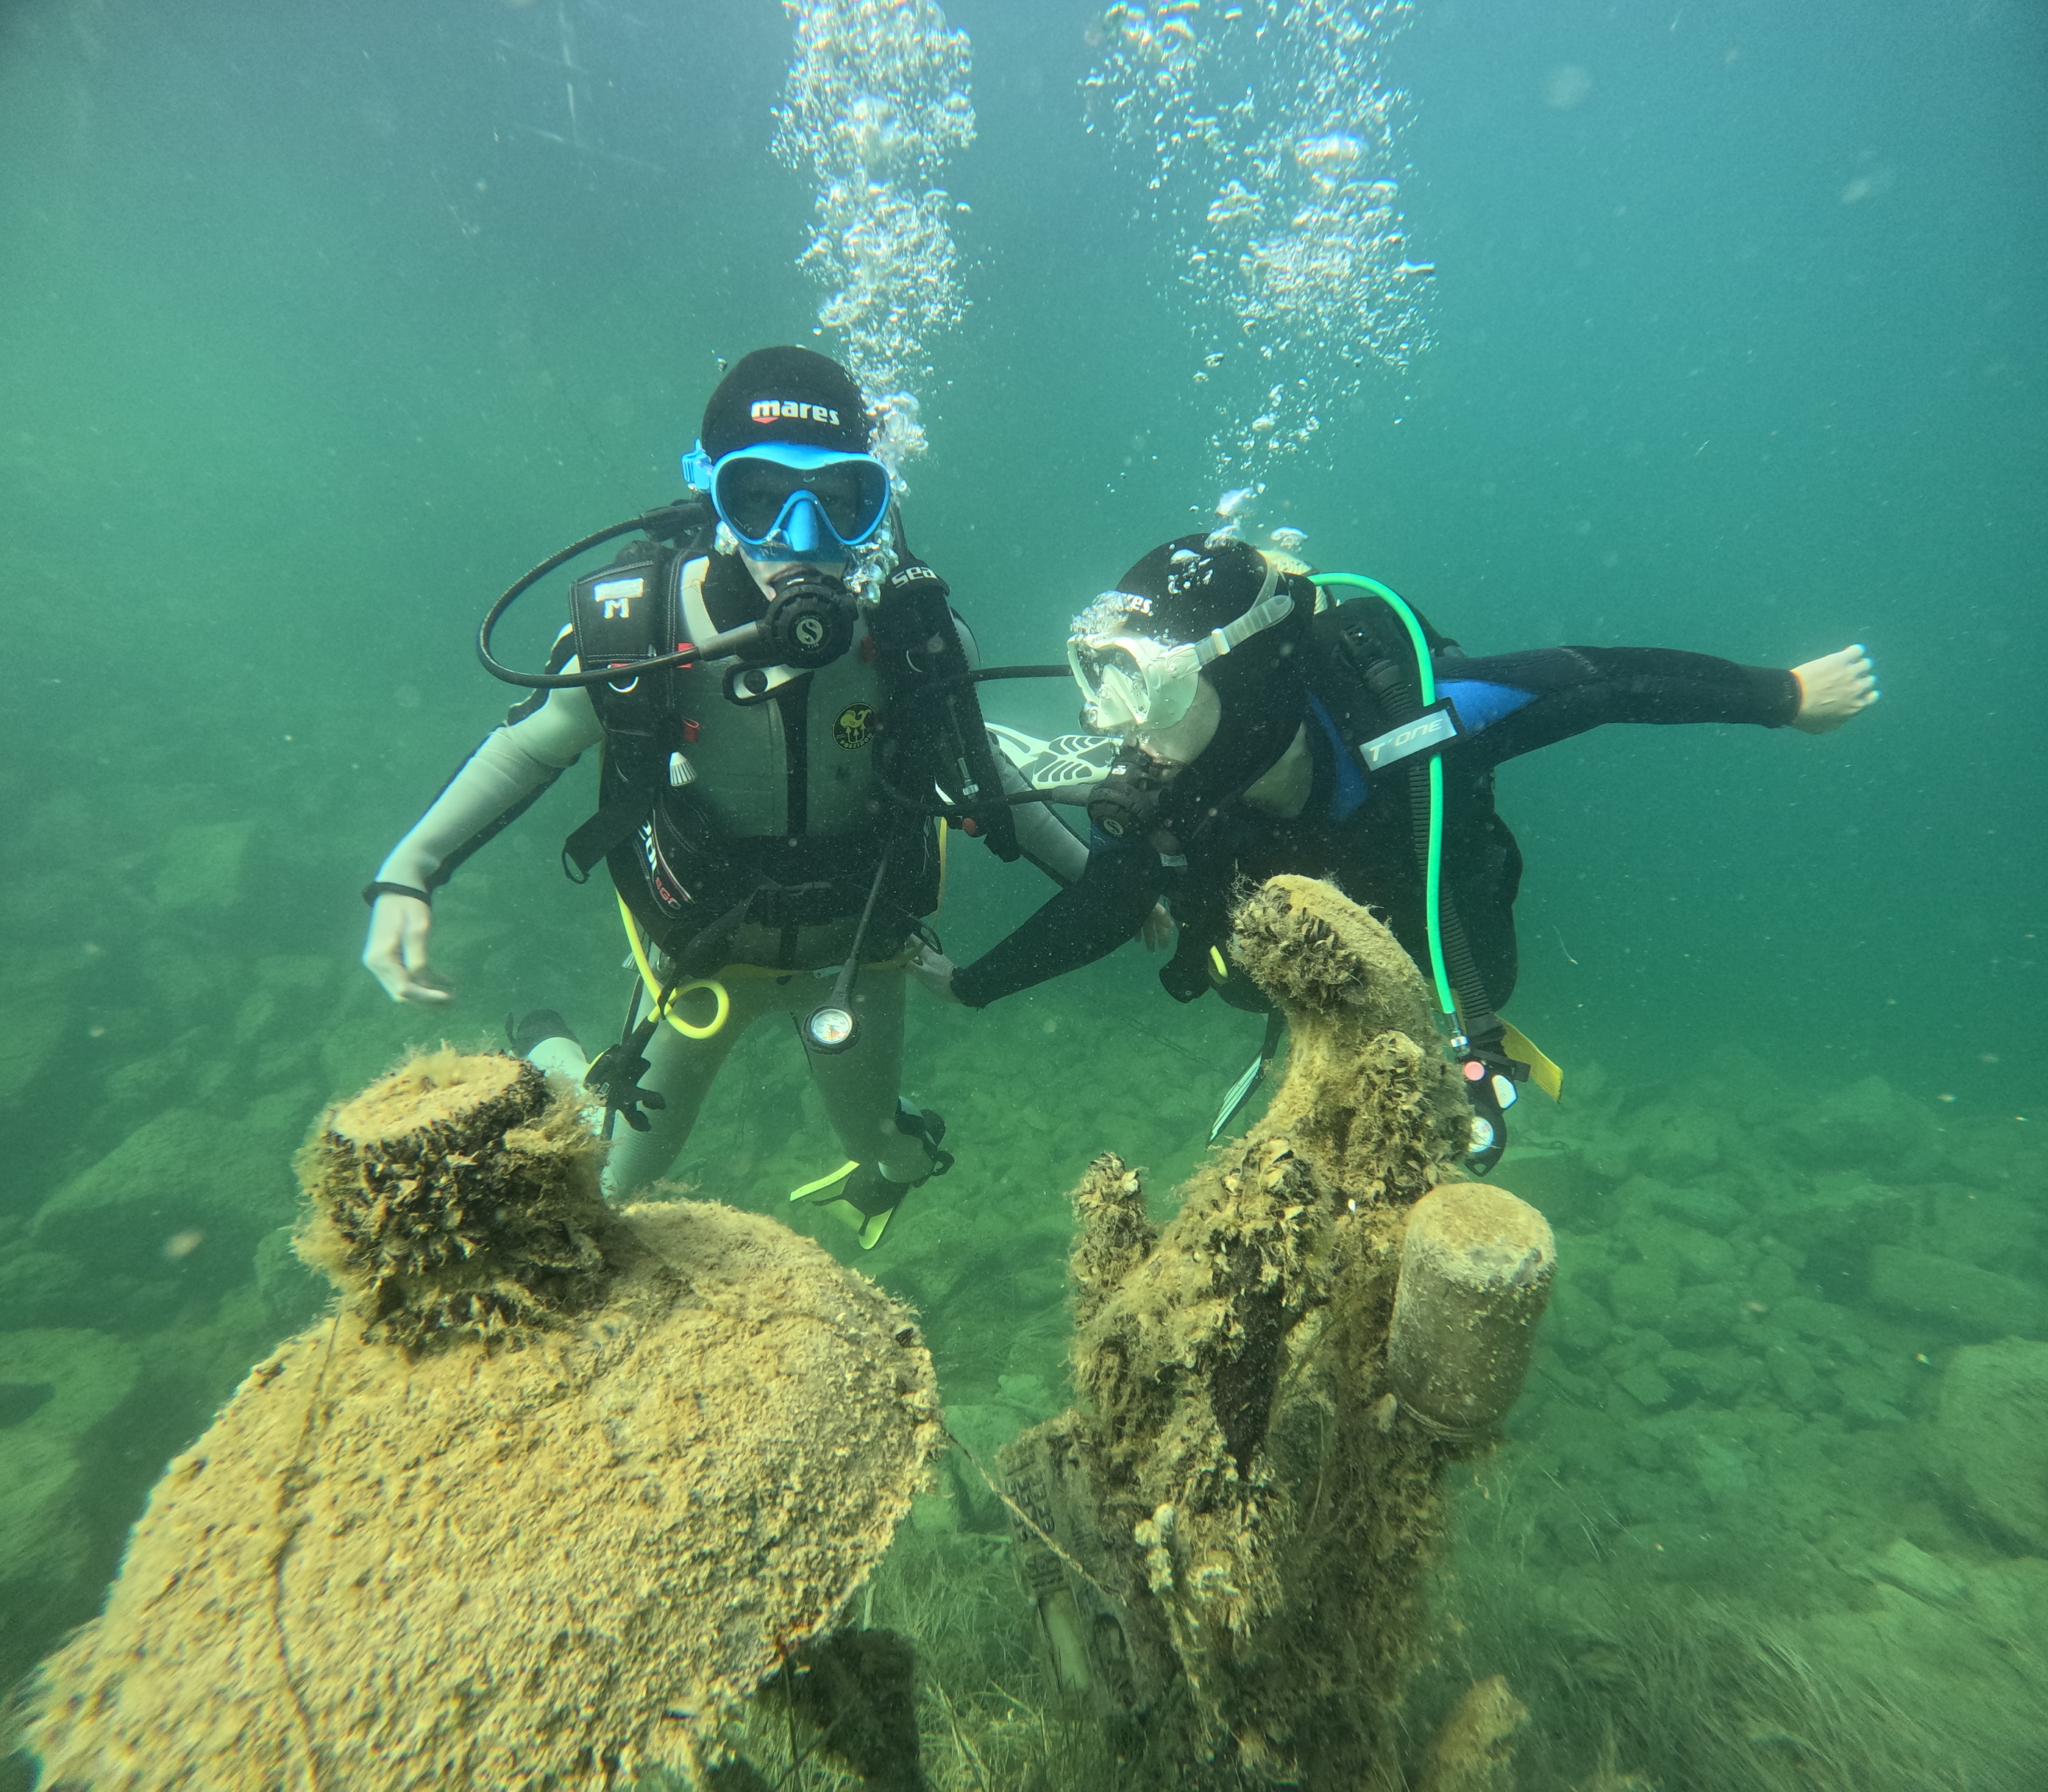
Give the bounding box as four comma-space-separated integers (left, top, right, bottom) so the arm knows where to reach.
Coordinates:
563, 795, 644, 883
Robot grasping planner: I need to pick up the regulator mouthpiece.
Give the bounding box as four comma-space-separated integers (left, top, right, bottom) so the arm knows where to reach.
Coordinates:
759, 569, 858, 669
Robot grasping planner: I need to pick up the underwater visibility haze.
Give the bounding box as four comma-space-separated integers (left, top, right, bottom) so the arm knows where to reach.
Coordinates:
1, 1, 2045, 1787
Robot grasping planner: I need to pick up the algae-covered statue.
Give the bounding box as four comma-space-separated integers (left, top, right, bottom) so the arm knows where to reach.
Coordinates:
1001, 874, 1555, 1790
26, 1048, 940, 1791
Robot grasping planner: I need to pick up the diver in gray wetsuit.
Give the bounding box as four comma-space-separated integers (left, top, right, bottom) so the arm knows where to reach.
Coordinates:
360, 346, 1090, 1246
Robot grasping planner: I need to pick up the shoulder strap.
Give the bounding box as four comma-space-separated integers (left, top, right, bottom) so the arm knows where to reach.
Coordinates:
568, 538, 680, 675
503, 627, 579, 726
1311, 590, 1457, 724
1312, 604, 1411, 738
559, 539, 689, 883
869, 563, 1022, 862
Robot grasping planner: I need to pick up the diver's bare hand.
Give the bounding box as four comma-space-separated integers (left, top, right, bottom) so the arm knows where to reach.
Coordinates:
1138, 902, 1174, 952
362, 893, 455, 1005
1790, 644, 1879, 733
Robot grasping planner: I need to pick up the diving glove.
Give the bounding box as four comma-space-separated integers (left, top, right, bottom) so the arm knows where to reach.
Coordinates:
789, 1103, 953, 1250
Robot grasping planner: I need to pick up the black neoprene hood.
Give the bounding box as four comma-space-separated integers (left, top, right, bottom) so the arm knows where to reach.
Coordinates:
1113, 533, 1275, 638
1112, 533, 1314, 674
700, 346, 871, 459
1112, 533, 1315, 827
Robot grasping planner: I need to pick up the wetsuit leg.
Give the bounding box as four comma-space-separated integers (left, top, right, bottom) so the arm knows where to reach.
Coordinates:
790, 970, 929, 1182
602, 978, 784, 1200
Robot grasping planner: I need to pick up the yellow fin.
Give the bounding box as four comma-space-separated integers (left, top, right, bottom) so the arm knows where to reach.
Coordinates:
1501, 1022, 1562, 1102
789, 1160, 860, 1203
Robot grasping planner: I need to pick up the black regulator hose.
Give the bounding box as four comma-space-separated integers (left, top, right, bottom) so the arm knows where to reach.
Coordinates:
475, 504, 710, 690
475, 517, 856, 689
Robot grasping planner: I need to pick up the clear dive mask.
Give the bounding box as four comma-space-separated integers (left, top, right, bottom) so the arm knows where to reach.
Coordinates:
1067, 557, 1293, 735
680, 440, 893, 561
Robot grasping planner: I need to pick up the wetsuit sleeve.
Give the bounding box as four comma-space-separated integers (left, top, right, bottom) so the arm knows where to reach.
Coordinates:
950, 842, 1166, 1008
1435, 646, 1800, 768
999, 747, 1092, 885
374, 682, 602, 890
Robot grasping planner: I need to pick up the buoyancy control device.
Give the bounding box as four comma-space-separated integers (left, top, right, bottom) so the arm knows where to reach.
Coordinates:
473, 502, 1032, 906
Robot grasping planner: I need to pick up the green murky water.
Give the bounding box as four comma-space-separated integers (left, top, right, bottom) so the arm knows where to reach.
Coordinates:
2, 2, 2043, 1787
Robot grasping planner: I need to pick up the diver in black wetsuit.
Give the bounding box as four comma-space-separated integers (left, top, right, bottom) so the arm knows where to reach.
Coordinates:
913, 533, 1878, 1169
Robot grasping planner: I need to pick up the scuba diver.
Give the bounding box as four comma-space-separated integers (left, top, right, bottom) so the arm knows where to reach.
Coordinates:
911, 532, 1878, 1170
360, 346, 1093, 1245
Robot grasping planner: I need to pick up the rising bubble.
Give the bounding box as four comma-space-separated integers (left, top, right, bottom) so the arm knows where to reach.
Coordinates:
775, 2, 975, 480
1081, 1, 1435, 486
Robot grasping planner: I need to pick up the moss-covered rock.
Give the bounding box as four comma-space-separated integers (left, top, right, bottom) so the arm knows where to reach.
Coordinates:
1632, 1177, 1749, 1237
1769, 1174, 1917, 1260
1629, 1101, 1727, 1181
0, 1249, 96, 1331
32, 1107, 295, 1280
149, 818, 256, 911
1663, 1282, 1745, 1348
1775, 1074, 1944, 1180
0, 976, 71, 1112
1608, 1259, 1679, 1329
1928, 1339, 2048, 1551
1545, 1280, 1615, 1362
1869, 1244, 2047, 1340
1924, 1184, 2046, 1276
0, 1329, 139, 1602
1624, 1215, 1739, 1284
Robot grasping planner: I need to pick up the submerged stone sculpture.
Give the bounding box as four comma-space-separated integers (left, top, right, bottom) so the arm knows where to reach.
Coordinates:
27, 1048, 940, 1791
1002, 875, 1555, 1788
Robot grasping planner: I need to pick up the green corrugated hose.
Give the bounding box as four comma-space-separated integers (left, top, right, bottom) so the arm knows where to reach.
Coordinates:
1309, 572, 1457, 1023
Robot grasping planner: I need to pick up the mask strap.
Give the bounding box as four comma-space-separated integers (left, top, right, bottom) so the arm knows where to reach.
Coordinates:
1069, 555, 1292, 722
1192, 558, 1289, 670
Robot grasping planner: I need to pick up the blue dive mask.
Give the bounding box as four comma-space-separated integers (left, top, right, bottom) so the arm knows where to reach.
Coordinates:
680, 440, 893, 561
